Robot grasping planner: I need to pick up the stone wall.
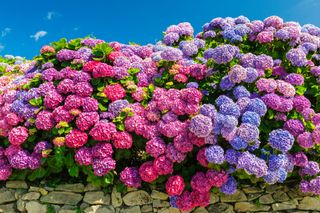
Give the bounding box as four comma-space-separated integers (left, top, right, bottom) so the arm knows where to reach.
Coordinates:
0, 181, 320, 213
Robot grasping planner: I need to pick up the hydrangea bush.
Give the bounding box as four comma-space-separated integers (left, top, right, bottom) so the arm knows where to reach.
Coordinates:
1, 15, 320, 211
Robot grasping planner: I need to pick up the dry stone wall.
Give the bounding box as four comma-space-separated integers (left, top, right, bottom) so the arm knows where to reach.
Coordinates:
1, 181, 320, 213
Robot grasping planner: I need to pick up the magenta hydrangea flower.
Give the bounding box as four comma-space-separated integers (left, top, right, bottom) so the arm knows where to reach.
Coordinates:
82, 97, 99, 112
112, 131, 133, 149
153, 155, 173, 175
145, 137, 167, 158
74, 82, 93, 97
166, 175, 185, 196
75, 147, 92, 166
92, 142, 113, 159
283, 119, 305, 137
76, 112, 99, 131
139, 161, 158, 183
65, 129, 88, 148
35, 110, 55, 130
64, 95, 83, 110
89, 120, 117, 141
300, 161, 320, 176
103, 83, 126, 102
0, 164, 12, 180
52, 106, 74, 123
191, 172, 211, 193
92, 157, 116, 176
8, 126, 28, 146
120, 167, 141, 188
165, 143, 186, 163
206, 169, 229, 188
297, 132, 314, 148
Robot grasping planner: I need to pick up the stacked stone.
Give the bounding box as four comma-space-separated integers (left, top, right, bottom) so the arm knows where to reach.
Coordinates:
1, 181, 320, 213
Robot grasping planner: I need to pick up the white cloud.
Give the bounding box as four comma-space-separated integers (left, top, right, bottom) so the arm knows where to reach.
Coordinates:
0, 43, 4, 52
46, 11, 55, 20
45, 11, 61, 20
30, 31, 47, 41
1, 28, 11, 37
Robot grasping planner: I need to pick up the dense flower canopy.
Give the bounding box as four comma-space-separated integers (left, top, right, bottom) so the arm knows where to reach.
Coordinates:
0, 15, 320, 211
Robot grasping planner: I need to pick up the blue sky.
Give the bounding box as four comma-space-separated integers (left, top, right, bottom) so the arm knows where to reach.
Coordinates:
0, 0, 320, 59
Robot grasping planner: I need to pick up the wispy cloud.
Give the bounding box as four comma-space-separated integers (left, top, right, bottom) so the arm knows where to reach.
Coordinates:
1, 28, 11, 37
73, 27, 79, 31
0, 43, 4, 52
30, 31, 47, 41
45, 11, 60, 20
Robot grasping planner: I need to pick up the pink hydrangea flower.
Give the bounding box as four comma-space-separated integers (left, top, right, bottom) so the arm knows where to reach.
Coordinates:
65, 129, 88, 148
90, 121, 117, 141
35, 110, 55, 130
8, 126, 28, 145
103, 83, 126, 102
76, 112, 99, 131
166, 175, 185, 196
153, 155, 173, 175
139, 161, 158, 183
112, 131, 133, 149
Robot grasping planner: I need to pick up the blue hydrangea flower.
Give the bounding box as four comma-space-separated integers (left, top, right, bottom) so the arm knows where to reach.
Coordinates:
233, 86, 251, 99
215, 95, 233, 107
269, 129, 294, 153
189, 114, 213, 137
220, 176, 237, 194
219, 102, 241, 118
230, 136, 248, 150
268, 154, 289, 171
225, 149, 241, 165
220, 76, 235, 90
263, 169, 280, 184
278, 168, 288, 183
241, 111, 261, 126
245, 98, 267, 117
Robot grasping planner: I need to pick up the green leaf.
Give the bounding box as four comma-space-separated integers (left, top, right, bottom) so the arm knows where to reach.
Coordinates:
128, 68, 140, 75
104, 172, 114, 185
58, 128, 65, 135
64, 153, 75, 168
98, 103, 108, 111
68, 165, 79, 177
50, 38, 67, 51
29, 97, 43, 106
296, 86, 307, 95
92, 43, 113, 61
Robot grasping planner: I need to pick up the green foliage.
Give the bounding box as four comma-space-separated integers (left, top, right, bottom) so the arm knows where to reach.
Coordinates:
92, 43, 113, 62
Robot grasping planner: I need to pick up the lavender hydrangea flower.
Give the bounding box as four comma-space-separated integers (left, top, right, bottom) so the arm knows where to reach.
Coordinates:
189, 114, 213, 137
237, 151, 268, 178
286, 48, 307, 67
205, 145, 225, 164
160, 47, 183, 61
